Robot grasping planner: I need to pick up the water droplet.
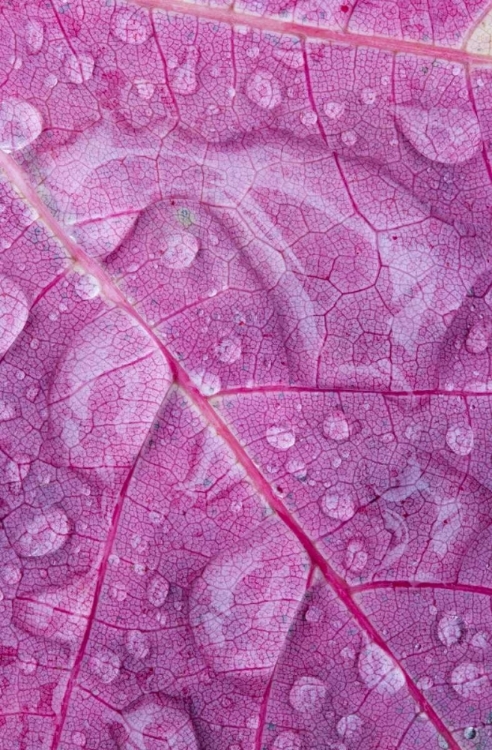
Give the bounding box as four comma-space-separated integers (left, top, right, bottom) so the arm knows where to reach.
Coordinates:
396, 105, 480, 165
246, 46, 260, 59
19, 655, 37, 674
109, 583, 127, 602
305, 605, 322, 623
71, 732, 86, 747
341, 130, 357, 146
17, 507, 70, 558
266, 425, 296, 450
147, 574, 169, 607
286, 458, 306, 477
322, 492, 355, 521
345, 539, 367, 572
135, 79, 155, 100
289, 675, 327, 714
162, 233, 199, 269
2, 564, 21, 585
0, 99, 43, 152
172, 48, 199, 96
337, 714, 363, 739
466, 321, 491, 353
323, 100, 345, 119
246, 70, 282, 110
300, 110, 317, 126
358, 643, 405, 695
437, 613, 465, 647
361, 88, 377, 104
25, 21, 44, 54
417, 675, 433, 690
323, 411, 349, 441
215, 337, 242, 364
272, 44, 304, 69
471, 631, 488, 648
272, 731, 302, 750
74, 274, 101, 300
0, 399, 16, 420
89, 650, 120, 684
126, 629, 150, 659
463, 727, 477, 740
112, 6, 151, 45
63, 52, 94, 84
451, 662, 488, 698
445, 424, 474, 456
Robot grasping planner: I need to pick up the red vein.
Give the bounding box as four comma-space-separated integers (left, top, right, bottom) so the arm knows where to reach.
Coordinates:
135, 0, 492, 66
0, 150, 460, 750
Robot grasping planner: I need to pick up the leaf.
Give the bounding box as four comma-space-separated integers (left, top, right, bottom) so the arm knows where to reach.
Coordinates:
0, 1, 491, 748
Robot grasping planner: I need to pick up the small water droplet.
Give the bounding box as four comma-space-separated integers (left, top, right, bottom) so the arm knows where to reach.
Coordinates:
323, 410, 349, 441
71, 732, 86, 747
25, 20, 44, 54
300, 110, 317, 126
345, 539, 367, 572
162, 233, 199, 269
172, 48, 199, 96
2, 564, 21, 585
341, 645, 355, 661
463, 727, 477, 740
337, 714, 363, 739
19, 655, 37, 674
0, 276, 28, 356
471, 631, 488, 648
361, 88, 377, 105
451, 662, 488, 698
89, 650, 120, 684
437, 613, 465, 647
246, 46, 260, 59
465, 321, 491, 353
266, 425, 296, 451
109, 583, 127, 602
147, 574, 170, 607
322, 492, 355, 521
286, 458, 306, 477
74, 274, 101, 300
135, 79, 155, 100
341, 130, 357, 146
63, 52, 94, 84
272, 44, 304, 69
358, 643, 405, 695
323, 100, 345, 119
112, 6, 150, 45
289, 676, 327, 714
416, 675, 433, 690
246, 70, 282, 110
126, 629, 150, 659
272, 732, 302, 750
445, 424, 474, 456
215, 337, 242, 364
305, 605, 322, 623
0, 99, 42, 152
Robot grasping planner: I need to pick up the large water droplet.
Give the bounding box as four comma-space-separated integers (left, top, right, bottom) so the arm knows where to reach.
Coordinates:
126, 629, 150, 659
345, 539, 367, 572
289, 676, 327, 714
323, 101, 345, 120
266, 425, 296, 450
463, 727, 477, 740
466, 321, 491, 354
17, 507, 70, 558
337, 714, 363, 739
89, 650, 120, 684
25, 21, 44, 54
162, 233, 199, 269
246, 70, 282, 110
300, 110, 318, 127
396, 105, 481, 165
451, 662, 488, 698
445, 424, 474, 456
358, 643, 405, 695
322, 492, 355, 521
323, 410, 349, 441
215, 337, 242, 364
0, 276, 28, 356
437, 613, 465, 647
272, 731, 302, 750
0, 100, 42, 153
147, 574, 169, 608
112, 6, 151, 45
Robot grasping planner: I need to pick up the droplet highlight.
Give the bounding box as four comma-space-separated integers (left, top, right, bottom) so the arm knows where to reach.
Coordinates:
323, 410, 349, 441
